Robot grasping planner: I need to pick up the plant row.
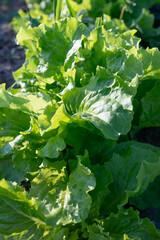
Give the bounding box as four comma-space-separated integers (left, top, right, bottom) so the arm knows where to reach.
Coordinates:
1, 0, 160, 239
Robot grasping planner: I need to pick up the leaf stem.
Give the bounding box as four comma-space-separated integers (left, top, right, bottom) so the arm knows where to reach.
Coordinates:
120, 6, 126, 20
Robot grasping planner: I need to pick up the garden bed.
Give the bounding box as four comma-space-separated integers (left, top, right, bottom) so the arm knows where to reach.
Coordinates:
1, 0, 160, 239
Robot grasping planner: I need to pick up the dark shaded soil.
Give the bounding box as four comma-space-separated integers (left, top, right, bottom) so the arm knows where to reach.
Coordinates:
150, 4, 160, 28
0, 0, 27, 88
136, 127, 160, 148
140, 208, 160, 229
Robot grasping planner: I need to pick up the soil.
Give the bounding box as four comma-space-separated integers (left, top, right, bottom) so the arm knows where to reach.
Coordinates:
135, 127, 160, 148
150, 4, 160, 29
0, 0, 27, 88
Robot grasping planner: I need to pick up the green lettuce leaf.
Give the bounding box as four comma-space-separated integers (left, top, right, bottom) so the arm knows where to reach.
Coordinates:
80, 208, 160, 239
38, 135, 66, 159
12, 137, 43, 174
74, 152, 113, 219
103, 14, 128, 34
139, 85, 160, 128
138, 48, 160, 81
73, 26, 141, 88
30, 159, 96, 226
0, 179, 46, 235
63, 66, 136, 140
130, 175, 160, 209
0, 165, 95, 238
50, 112, 112, 157
0, 108, 30, 139
100, 208, 160, 240
101, 141, 160, 215
0, 88, 51, 115
0, 159, 24, 184
14, 17, 89, 92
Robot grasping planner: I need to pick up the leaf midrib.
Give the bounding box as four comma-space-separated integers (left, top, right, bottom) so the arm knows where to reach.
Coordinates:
0, 195, 46, 226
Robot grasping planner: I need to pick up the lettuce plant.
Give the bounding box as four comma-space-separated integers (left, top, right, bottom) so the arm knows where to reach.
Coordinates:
68, 0, 160, 48
1, 12, 160, 240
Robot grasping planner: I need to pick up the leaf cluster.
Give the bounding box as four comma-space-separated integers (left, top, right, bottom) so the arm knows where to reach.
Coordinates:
1, 0, 160, 239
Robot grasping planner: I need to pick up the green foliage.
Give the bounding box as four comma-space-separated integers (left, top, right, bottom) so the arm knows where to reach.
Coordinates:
1, 0, 160, 239
68, 0, 160, 48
